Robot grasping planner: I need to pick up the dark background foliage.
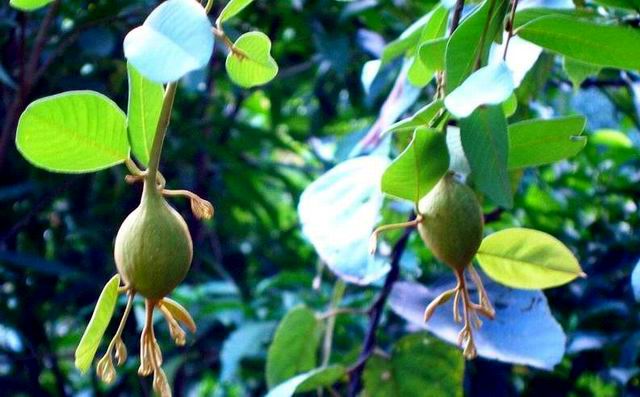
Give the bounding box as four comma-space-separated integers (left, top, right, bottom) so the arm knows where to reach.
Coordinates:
1, 0, 640, 396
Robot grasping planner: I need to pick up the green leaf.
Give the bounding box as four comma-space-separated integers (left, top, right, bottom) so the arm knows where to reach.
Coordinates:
460, 106, 512, 208
476, 228, 586, 289
217, 0, 254, 24
265, 366, 346, 397
381, 13, 432, 64
513, 7, 597, 29
445, 0, 509, 93
418, 37, 447, 72
508, 116, 587, 169
16, 91, 129, 173
381, 128, 449, 203
517, 15, 640, 71
363, 333, 463, 397
9, 0, 53, 11
502, 93, 517, 117
74, 274, 120, 373
383, 100, 444, 135
226, 32, 278, 88
266, 306, 320, 389
126, 62, 164, 166
592, 0, 640, 10
407, 5, 449, 87
563, 57, 601, 89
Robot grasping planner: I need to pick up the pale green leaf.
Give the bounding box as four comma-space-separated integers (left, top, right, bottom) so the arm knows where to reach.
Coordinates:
217, 0, 254, 24
508, 116, 587, 169
10, 0, 53, 11
418, 37, 447, 72
563, 57, 601, 89
16, 91, 129, 173
226, 32, 278, 88
266, 366, 346, 397
126, 62, 164, 166
383, 100, 444, 135
74, 274, 121, 373
266, 306, 320, 389
381, 128, 449, 203
502, 93, 518, 117
518, 15, 640, 71
513, 7, 597, 29
476, 228, 585, 289
460, 106, 512, 208
407, 5, 449, 87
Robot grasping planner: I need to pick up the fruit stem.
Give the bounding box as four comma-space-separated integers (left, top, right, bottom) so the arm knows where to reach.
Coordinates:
146, 83, 177, 190
369, 217, 422, 254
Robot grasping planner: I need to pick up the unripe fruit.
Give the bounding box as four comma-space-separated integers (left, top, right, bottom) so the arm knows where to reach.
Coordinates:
114, 181, 193, 299
417, 173, 483, 270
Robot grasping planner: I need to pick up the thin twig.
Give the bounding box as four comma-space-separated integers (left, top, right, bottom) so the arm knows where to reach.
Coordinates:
502, 0, 519, 60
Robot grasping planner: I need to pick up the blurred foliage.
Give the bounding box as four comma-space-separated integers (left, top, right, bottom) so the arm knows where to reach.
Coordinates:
1, 0, 640, 396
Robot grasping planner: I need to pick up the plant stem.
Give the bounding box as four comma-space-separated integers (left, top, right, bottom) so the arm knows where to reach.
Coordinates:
146, 83, 177, 186
449, 0, 466, 34
322, 280, 346, 367
502, 0, 519, 60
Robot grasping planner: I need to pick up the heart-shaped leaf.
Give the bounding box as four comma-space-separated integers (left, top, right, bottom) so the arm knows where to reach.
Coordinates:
476, 228, 585, 289
16, 91, 129, 173
226, 32, 278, 88
124, 0, 214, 83
217, 0, 254, 24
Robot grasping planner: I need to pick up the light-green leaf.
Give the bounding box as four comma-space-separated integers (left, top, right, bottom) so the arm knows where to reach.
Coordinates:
265, 366, 346, 397
563, 57, 601, 89
126, 63, 164, 166
10, 0, 53, 11
363, 333, 463, 397
508, 116, 587, 169
418, 37, 447, 72
74, 274, 121, 373
407, 5, 449, 87
16, 91, 129, 173
381, 128, 449, 203
383, 100, 445, 136
217, 0, 254, 24
460, 106, 512, 208
226, 32, 278, 88
518, 15, 640, 71
476, 228, 586, 289
266, 306, 320, 389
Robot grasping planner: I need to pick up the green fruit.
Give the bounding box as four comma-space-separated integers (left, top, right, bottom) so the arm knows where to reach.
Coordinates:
417, 173, 483, 270
114, 181, 193, 299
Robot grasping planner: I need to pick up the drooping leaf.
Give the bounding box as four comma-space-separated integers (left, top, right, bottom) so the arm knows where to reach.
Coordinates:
517, 15, 640, 71
363, 333, 463, 397
123, 0, 214, 83
298, 155, 391, 285
126, 62, 164, 166
9, 0, 52, 11
632, 260, 640, 302
460, 106, 512, 208
74, 274, 120, 373
476, 228, 585, 289
16, 91, 129, 173
508, 116, 587, 169
160, 297, 196, 333
217, 0, 254, 24
563, 57, 601, 88
445, 0, 509, 92
381, 128, 449, 203
389, 280, 567, 370
383, 100, 444, 135
444, 61, 514, 118
265, 366, 346, 397
226, 32, 278, 88
266, 306, 320, 389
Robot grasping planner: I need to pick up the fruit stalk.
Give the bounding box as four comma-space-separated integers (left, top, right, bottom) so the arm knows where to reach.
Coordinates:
147, 82, 177, 186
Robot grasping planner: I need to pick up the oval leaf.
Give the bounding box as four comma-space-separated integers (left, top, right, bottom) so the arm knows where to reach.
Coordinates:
124, 0, 214, 83
126, 62, 164, 166
266, 366, 346, 397
16, 91, 128, 173
226, 32, 278, 88
217, 0, 254, 24
10, 0, 52, 11
74, 274, 120, 373
476, 228, 585, 289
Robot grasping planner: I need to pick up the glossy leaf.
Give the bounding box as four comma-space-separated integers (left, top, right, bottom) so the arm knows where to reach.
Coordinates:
518, 16, 640, 71
10, 0, 52, 11
491, 35, 542, 87
383, 100, 444, 135
363, 333, 463, 397
217, 0, 254, 24
126, 62, 164, 166
16, 91, 128, 173
508, 116, 587, 169
407, 5, 449, 87
418, 37, 447, 72
266, 366, 346, 397
390, 280, 566, 370
124, 0, 214, 83
476, 228, 585, 289
381, 128, 449, 203
266, 306, 320, 389
460, 106, 512, 208
226, 32, 278, 88
74, 274, 120, 373
563, 57, 601, 88
444, 61, 514, 118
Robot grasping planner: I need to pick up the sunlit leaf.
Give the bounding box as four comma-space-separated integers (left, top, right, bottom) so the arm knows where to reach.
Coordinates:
476, 228, 585, 289
16, 91, 128, 173
265, 366, 346, 397
418, 37, 447, 72
407, 5, 449, 87
226, 32, 278, 88
74, 275, 120, 373
383, 100, 444, 135
9, 0, 53, 11
563, 57, 601, 88
217, 0, 254, 24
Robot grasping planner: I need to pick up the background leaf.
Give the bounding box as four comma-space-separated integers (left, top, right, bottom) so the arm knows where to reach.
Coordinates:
217, 0, 255, 24
265, 366, 346, 397
476, 228, 585, 289
16, 91, 128, 173
74, 274, 120, 373
226, 32, 278, 88
9, 0, 52, 11
632, 260, 640, 302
